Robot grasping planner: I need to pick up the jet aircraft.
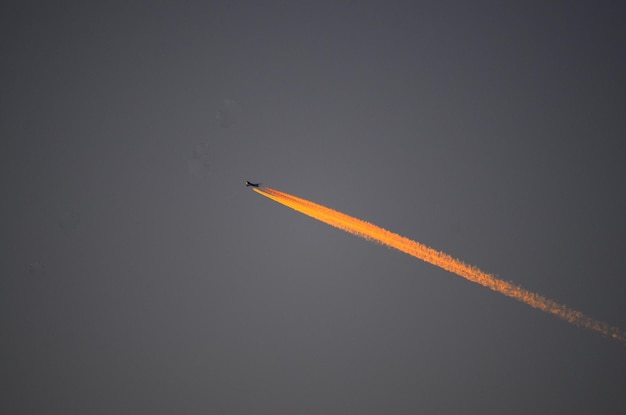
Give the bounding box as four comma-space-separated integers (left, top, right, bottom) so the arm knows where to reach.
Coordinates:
245, 181, 261, 187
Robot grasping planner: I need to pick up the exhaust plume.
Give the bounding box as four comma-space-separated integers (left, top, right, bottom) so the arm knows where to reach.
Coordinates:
254, 186, 626, 345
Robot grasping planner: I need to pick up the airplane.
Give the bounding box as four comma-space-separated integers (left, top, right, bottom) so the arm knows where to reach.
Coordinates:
245, 181, 261, 187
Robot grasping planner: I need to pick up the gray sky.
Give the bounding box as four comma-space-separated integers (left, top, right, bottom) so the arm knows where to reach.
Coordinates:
2, 1, 626, 414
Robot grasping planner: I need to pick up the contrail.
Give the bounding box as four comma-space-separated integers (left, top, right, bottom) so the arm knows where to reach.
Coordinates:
254, 186, 626, 344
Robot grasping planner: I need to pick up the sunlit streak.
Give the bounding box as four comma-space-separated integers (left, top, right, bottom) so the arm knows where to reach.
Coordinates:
254, 187, 626, 344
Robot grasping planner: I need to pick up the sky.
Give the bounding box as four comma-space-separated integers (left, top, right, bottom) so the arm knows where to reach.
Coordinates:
2, 1, 626, 414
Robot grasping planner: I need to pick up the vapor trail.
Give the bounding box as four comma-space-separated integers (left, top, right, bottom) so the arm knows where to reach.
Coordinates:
254, 187, 626, 344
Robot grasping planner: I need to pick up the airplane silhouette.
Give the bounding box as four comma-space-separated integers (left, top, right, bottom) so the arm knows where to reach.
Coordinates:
245, 181, 261, 187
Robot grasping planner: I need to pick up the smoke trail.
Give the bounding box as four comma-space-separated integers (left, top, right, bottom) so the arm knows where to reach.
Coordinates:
254, 187, 626, 344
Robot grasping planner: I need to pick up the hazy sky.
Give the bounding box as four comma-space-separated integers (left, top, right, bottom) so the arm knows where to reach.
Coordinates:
2, 2, 626, 414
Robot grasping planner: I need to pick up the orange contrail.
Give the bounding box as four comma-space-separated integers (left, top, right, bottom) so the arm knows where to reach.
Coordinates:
254, 186, 626, 344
